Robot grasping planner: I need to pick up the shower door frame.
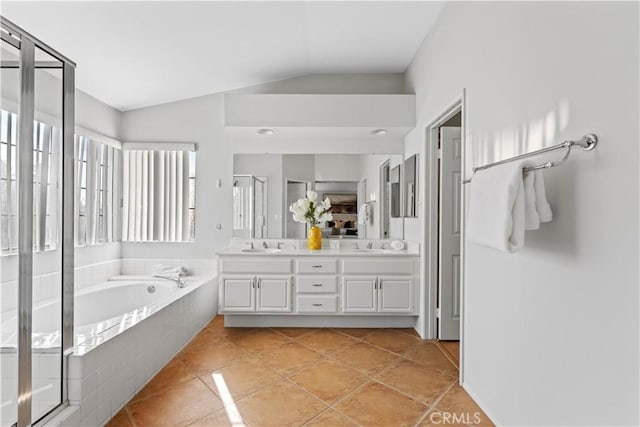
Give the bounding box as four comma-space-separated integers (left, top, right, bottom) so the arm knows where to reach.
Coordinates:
1, 17, 76, 427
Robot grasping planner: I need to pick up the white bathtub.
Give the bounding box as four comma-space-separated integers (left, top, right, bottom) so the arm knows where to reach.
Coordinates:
1, 276, 203, 349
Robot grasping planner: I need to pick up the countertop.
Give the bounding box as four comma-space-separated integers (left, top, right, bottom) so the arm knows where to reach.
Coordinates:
216, 247, 419, 257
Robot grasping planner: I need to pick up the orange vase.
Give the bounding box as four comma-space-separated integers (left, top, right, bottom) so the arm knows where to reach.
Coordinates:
308, 226, 322, 250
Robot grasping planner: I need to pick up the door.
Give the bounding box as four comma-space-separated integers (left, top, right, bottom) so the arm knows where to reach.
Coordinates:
257, 277, 291, 312
342, 277, 377, 312
438, 126, 462, 339
222, 277, 255, 312
286, 180, 309, 238
378, 277, 413, 313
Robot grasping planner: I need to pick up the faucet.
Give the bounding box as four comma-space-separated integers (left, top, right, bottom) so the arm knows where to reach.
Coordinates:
246, 241, 255, 249
353, 242, 359, 250
367, 241, 373, 249
262, 241, 269, 249
276, 242, 284, 249
162, 276, 186, 288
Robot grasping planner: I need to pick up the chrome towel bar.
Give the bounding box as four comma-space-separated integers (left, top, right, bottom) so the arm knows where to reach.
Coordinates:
462, 133, 598, 184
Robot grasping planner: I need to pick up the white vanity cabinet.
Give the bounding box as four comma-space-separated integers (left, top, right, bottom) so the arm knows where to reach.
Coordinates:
217, 250, 418, 323
342, 258, 416, 314
219, 257, 293, 313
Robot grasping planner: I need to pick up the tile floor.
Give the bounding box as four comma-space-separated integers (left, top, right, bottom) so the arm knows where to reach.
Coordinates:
107, 317, 492, 426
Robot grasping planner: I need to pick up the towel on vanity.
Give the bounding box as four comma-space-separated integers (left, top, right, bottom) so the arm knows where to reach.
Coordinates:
468, 161, 553, 253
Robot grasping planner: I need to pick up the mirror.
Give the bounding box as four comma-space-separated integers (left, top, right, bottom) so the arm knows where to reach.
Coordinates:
233, 154, 404, 239
404, 154, 418, 217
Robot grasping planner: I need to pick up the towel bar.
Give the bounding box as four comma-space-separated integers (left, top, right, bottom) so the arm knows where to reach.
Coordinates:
462, 133, 597, 184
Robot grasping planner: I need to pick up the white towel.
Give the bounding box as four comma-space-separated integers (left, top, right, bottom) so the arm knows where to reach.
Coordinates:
468, 161, 533, 253
358, 204, 369, 225
533, 170, 552, 223
152, 264, 187, 276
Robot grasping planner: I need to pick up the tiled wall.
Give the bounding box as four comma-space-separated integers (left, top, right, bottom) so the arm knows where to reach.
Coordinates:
62, 276, 218, 427
120, 258, 216, 277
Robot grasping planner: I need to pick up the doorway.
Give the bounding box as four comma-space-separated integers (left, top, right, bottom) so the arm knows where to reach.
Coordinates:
285, 179, 310, 238
424, 99, 465, 379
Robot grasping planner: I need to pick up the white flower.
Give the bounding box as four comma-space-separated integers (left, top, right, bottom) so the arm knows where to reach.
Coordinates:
306, 190, 318, 202
322, 197, 331, 210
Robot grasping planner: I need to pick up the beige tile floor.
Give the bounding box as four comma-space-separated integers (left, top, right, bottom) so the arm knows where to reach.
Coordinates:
107, 317, 492, 427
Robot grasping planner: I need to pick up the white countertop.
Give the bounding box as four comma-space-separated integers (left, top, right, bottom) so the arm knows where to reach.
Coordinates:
217, 247, 419, 257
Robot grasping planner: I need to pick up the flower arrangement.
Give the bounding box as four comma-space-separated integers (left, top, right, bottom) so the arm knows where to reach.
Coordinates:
289, 191, 333, 226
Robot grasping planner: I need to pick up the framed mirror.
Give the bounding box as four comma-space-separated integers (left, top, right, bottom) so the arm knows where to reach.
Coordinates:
404, 154, 418, 217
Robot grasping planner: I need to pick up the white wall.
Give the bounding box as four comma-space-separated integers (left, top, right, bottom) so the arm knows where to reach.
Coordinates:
405, 2, 639, 425
314, 154, 362, 182
120, 75, 407, 258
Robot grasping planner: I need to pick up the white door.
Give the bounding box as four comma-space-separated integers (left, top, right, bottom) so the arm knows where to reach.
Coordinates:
222, 277, 255, 312
378, 277, 413, 313
438, 126, 462, 340
286, 180, 309, 238
257, 276, 292, 312
342, 277, 377, 312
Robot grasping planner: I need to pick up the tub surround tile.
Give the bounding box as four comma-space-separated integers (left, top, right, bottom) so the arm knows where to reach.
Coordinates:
128, 377, 223, 426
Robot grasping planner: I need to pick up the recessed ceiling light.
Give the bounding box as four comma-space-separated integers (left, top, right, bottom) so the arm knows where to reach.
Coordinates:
257, 128, 275, 135
371, 129, 388, 135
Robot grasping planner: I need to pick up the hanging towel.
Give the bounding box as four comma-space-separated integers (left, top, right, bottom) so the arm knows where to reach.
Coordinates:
358, 204, 370, 225
468, 161, 533, 253
533, 170, 552, 223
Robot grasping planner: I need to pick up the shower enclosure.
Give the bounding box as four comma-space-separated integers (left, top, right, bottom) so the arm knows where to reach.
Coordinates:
232, 175, 266, 239
0, 18, 75, 427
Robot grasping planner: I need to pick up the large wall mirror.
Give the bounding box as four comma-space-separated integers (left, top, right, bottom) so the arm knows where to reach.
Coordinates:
233, 154, 404, 240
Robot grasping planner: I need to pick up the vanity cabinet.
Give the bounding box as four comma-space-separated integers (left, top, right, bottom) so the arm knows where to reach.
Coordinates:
343, 276, 413, 314
221, 275, 292, 313
217, 252, 418, 321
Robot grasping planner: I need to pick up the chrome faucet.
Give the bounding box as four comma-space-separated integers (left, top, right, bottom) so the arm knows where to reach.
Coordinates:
367, 241, 373, 249
353, 242, 359, 250
162, 276, 186, 288
262, 241, 269, 249
246, 241, 255, 249
277, 242, 284, 249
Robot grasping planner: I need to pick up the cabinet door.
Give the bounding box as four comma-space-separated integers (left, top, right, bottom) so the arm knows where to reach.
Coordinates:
378, 277, 413, 313
257, 276, 291, 312
221, 276, 255, 312
342, 277, 377, 313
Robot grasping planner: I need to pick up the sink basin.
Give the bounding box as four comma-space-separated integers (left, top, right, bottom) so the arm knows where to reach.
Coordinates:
241, 248, 282, 253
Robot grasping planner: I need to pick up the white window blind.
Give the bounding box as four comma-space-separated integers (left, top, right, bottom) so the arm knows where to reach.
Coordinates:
122, 147, 196, 242
74, 135, 122, 246
0, 110, 61, 255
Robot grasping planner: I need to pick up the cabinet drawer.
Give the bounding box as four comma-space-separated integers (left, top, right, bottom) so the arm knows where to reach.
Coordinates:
342, 259, 414, 275
297, 276, 338, 293
297, 296, 338, 313
222, 258, 292, 274
297, 259, 338, 274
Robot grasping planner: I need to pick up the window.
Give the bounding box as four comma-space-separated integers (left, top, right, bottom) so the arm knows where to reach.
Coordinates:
122, 146, 196, 242
74, 135, 121, 246
0, 110, 61, 256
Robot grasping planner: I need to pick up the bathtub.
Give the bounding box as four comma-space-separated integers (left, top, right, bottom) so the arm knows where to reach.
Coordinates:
0, 273, 218, 427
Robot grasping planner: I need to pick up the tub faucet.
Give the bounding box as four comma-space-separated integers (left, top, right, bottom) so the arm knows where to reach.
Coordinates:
161, 276, 186, 288
262, 241, 269, 249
